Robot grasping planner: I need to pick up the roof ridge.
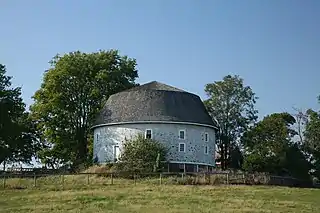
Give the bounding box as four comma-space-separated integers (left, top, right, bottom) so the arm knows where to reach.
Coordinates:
130, 81, 187, 92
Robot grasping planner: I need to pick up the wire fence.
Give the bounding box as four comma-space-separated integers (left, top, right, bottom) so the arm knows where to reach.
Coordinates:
0, 171, 315, 190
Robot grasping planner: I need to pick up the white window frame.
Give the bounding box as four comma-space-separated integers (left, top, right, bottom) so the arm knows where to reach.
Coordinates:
179, 143, 186, 152
145, 129, 153, 139
204, 132, 209, 142
113, 145, 121, 162
204, 145, 209, 155
178, 129, 186, 140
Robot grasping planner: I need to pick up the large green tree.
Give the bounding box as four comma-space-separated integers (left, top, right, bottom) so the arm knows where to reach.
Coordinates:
30, 50, 139, 168
242, 113, 311, 179
304, 105, 320, 179
0, 64, 39, 170
204, 75, 258, 170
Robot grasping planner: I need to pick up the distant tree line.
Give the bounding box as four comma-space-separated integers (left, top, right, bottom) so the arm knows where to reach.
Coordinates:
1, 50, 319, 182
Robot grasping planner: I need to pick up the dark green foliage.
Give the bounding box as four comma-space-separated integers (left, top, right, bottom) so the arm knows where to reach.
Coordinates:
304, 106, 320, 179
204, 75, 258, 169
229, 145, 244, 170
242, 112, 311, 179
30, 50, 139, 168
113, 134, 167, 174
0, 64, 39, 169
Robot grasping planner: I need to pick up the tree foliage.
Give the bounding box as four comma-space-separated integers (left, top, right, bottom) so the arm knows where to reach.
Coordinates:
242, 113, 311, 179
304, 105, 320, 179
0, 64, 39, 169
30, 50, 139, 168
204, 75, 258, 170
114, 134, 167, 174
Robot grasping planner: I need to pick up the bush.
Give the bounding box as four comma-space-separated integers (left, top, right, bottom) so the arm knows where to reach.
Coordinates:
113, 134, 167, 177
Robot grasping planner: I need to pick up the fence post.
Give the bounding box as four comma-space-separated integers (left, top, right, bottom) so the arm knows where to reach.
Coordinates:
226, 173, 229, 184
62, 174, 65, 189
243, 173, 246, 184
181, 173, 184, 181
87, 174, 90, 185
3, 175, 6, 189
33, 173, 37, 188
111, 173, 113, 185
134, 174, 136, 185
159, 173, 162, 185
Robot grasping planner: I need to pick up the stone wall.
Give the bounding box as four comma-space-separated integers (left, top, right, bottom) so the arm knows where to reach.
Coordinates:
93, 123, 216, 166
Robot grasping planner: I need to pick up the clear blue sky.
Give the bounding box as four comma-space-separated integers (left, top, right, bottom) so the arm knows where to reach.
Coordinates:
1, 0, 319, 119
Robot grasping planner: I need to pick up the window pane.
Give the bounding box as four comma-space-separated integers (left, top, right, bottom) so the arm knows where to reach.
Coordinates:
179, 130, 185, 139
179, 143, 185, 152
205, 133, 208, 141
146, 130, 152, 139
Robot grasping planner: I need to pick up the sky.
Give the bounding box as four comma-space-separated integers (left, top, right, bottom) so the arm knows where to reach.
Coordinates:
1, 0, 320, 120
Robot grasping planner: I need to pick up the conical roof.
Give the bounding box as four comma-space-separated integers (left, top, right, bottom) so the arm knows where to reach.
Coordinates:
93, 81, 217, 127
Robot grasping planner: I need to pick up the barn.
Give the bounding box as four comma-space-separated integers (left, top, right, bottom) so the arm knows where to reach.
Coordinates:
92, 81, 218, 172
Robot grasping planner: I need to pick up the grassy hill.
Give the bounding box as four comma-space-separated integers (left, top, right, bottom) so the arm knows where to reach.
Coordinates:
0, 175, 319, 213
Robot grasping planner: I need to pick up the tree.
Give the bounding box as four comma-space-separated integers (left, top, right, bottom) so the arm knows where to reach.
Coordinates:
0, 64, 39, 170
114, 134, 167, 174
242, 113, 311, 179
204, 75, 258, 170
304, 106, 320, 179
30, 50, 139, 168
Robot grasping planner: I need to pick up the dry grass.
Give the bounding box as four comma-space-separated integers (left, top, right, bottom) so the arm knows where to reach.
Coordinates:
0, 175, 319, 213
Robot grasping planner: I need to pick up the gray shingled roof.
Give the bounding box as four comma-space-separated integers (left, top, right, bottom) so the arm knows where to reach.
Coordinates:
93, 81, 217, 127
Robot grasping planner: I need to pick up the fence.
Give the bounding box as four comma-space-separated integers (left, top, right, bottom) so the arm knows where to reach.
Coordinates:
0, 171, 315, 190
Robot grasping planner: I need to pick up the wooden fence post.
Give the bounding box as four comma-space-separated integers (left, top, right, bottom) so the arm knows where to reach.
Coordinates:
87, 174, 90, 185
226, 173, 229, 184
159, 173, 162, 185
111, 173, 113, 185
62, 174, 64, 189
134, 174, 136, 185
3, 175, 6, 189
33, 174, 37, 188
243, 173, 246, 184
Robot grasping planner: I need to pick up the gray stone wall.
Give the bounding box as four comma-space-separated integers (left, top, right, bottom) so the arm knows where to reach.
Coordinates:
93, 123, 216, 166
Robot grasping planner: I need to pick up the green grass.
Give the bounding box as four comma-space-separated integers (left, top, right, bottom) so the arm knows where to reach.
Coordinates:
0, 175, 319, 213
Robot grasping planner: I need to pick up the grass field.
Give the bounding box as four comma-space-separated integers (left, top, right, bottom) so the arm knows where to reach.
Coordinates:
0, 175, 320, 213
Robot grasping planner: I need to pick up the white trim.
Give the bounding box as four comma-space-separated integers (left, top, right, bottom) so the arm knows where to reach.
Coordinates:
145, 129, 153, 139
112, 145, 121, 162
91, 121, 219, 130
204, 145, 209, 155
178, 129, 186, 140
204, 132, 209, 142
178, 143, 186, 152
169, 161, 214, 167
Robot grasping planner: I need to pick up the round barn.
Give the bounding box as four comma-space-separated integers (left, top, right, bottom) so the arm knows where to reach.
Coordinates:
92, 81, 218, 172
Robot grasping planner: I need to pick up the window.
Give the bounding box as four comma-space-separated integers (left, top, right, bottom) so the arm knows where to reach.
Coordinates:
113, 145, 120, 162
204, 145, 209, 154
204, 132, 209, 142
145, 129, 152, 139
96, 133, 100, 142
179, 143, 186, 152
179, 130, 185, 140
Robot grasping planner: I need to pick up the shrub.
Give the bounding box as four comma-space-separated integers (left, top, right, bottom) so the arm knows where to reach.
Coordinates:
113, 134, 167, 176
